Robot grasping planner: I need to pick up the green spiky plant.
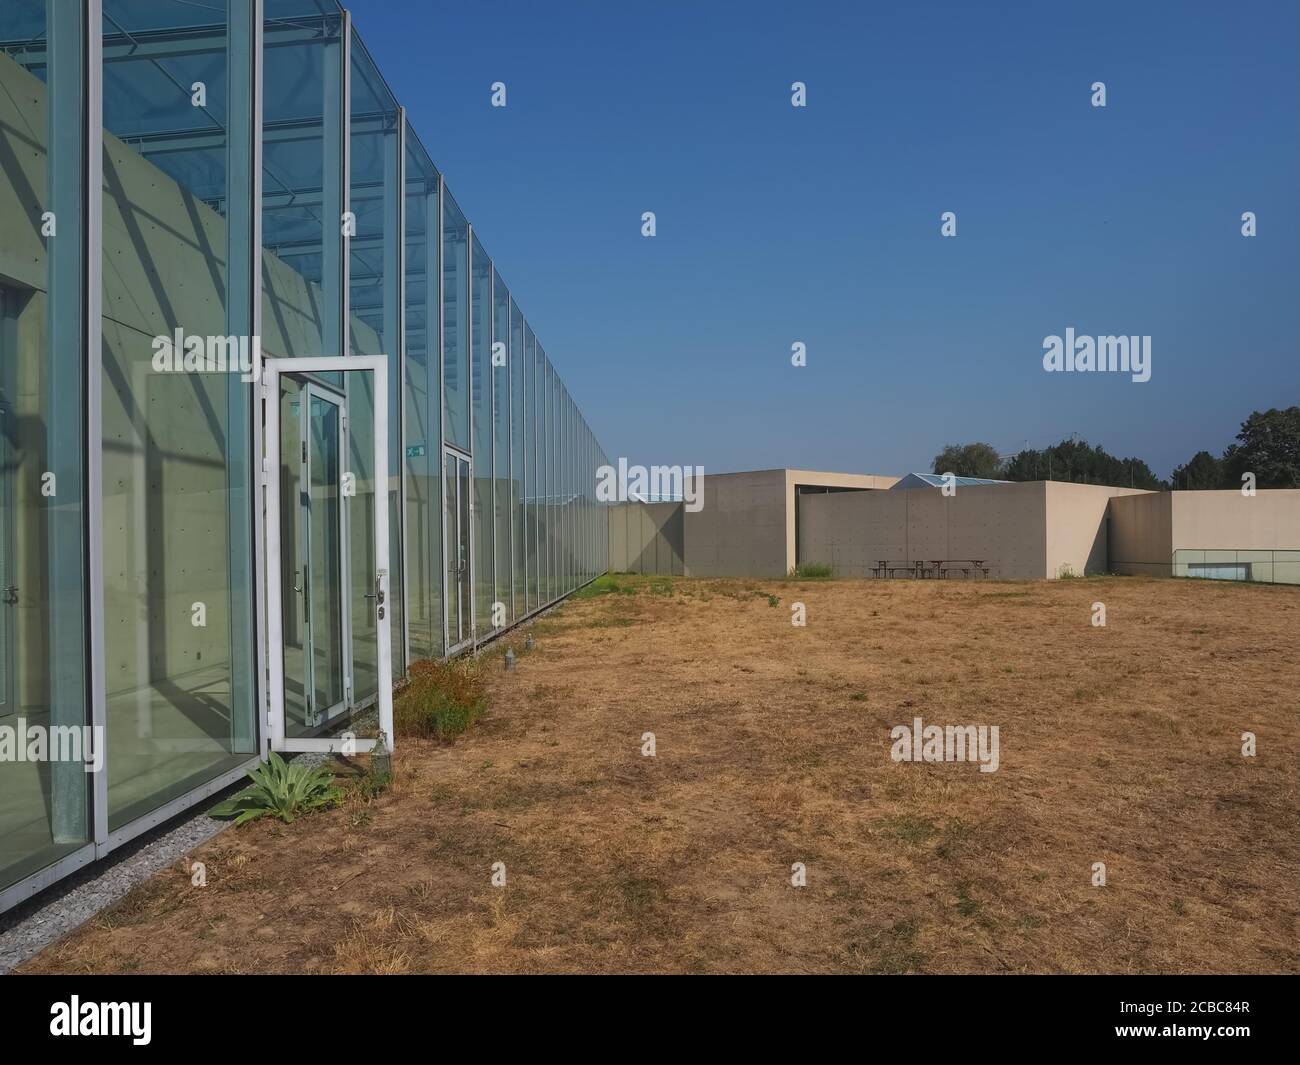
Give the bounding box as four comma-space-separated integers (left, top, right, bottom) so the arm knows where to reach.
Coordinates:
209, 752, 343, 825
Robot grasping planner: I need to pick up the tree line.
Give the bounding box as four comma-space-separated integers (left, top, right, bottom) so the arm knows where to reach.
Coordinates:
930, 407, 1300, 491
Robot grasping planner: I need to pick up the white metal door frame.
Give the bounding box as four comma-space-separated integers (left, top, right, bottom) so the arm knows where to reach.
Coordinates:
443, 444, 473, 654
263, 356, 393, 754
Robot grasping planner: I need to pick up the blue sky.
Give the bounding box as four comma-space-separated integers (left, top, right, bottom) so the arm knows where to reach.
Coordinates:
354, 0, 1298, 479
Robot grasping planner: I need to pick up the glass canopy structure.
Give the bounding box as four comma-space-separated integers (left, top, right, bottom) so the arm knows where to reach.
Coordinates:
0, 0, 610, 912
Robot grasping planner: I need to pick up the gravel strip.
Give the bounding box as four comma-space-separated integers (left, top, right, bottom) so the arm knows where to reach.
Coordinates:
0, 787, 244, 973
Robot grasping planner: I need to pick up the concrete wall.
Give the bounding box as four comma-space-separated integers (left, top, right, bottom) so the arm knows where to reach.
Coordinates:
1045, 482, 1150, 578
608, 501, 684, 575
679, 469, 789, 577
799, 482, 1049, 578
786, 470, 896, 574
1108, 492, 1175, 576
1171, 490, 1300, 550
679, 469, 894, 578
608, 470, 1300, 583
1110, 489, 1300, 581
606, 470, 894, 578
799, 480, 1155, 579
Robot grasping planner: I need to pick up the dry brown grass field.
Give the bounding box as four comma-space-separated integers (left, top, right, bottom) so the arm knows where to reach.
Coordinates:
22, 574, 1300, 974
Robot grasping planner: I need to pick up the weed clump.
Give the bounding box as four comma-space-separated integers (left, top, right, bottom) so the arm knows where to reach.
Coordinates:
788, 562, 833, 579
395, 658, 488, 741
209, 753, 343, 825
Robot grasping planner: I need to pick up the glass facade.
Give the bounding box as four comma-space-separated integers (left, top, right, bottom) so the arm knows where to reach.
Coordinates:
492, 271, 512, 624
100, 0, 257, 830
403, 128, 441, 660
470, 234, 492, 638
0, 0, 92, 893
0, 1, 608, 909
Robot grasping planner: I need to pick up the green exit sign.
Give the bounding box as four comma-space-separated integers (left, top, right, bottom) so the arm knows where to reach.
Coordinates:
405, 444, 426, 458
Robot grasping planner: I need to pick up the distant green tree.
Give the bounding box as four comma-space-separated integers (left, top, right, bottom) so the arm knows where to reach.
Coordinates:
1169, 450, 1223, 490
1001, 438, 1167, 489
930, 442, 1003, 479
1220, 407, 1300, 488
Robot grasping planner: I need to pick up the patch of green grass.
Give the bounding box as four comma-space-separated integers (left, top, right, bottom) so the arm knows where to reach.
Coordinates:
956, 883, 980, 917
586, 615, 636, 629
767, 593, 780, 607
880, 814, 939, 845
857, 919, 925, 975
394, 657, 488, 741
618, 876, 669, 918
787, 561, 833, 579
351, 751, 392, 800
1129, 707, 1182, 734
572, 573, 640, 598
935, 818, 975, 860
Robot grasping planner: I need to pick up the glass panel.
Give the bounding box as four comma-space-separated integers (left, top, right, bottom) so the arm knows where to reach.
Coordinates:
348, 30, 402, 675
566, 391, 574, 592
402, 128, 441, 658
278, 377, 345, 736
458, 456, 472, 641
510, 300, 525, 614
347, 369, 378, 703
556, 380, 564, 595
526, 327, 539, 607
443, 451, 460, 646
493, 271, 511, 623
0, 0, 92, 889
278, 378, 308, 730
565, 389, 573, 592
471, 236, 493, 637
100, 0, 257, 831
544, 354, 555, 603
261, 0, 345, 360
306, 391, 344, 716
442, 190, 469, 450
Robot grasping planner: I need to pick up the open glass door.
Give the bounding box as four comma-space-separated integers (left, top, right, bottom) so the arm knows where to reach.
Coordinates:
264, 357, 393, 754
444, 448, 473, 652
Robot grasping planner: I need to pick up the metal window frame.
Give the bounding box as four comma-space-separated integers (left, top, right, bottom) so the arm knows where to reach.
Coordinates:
396, 107, 410, 670
86, 0, 107, 856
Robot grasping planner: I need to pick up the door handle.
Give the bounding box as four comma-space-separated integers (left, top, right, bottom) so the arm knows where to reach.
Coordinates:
365, 576, 386, 620
2, 586, 17, 605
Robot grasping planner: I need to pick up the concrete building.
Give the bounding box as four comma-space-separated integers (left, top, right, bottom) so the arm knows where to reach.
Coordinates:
799, 479, 1158, 579
608, 469, 896, 577
1109, 490, 1300, 582
612, 470, 1300, 583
